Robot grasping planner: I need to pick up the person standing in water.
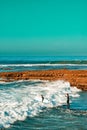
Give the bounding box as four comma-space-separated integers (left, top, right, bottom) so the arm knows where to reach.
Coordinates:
66, 93, 70, 109
41, 95, 44, 103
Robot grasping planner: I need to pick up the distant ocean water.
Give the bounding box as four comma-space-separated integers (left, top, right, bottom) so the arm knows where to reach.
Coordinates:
0, 56, 87, 130
1, 56, 87, 72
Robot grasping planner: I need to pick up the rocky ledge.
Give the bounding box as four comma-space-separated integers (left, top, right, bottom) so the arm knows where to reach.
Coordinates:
0, 69, 87, 90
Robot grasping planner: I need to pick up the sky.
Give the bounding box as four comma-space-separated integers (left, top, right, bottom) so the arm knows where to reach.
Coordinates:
0, 0, 87, 56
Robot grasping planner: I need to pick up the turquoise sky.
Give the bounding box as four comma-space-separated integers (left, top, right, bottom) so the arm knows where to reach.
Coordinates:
0, 0, 87, 56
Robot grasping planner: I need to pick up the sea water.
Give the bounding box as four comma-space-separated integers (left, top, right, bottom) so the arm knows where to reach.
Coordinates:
0, 56, 87, 130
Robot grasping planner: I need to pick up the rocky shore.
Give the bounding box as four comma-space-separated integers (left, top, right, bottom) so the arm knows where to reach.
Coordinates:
0, 69, 87, 90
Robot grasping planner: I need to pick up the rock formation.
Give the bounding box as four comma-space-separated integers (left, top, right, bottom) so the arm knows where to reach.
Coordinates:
0, 69, 87, 90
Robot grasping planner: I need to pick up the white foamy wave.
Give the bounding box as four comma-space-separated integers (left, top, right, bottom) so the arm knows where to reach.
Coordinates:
0, 63, 87, 67
0, 81, 6, 84
0, 80, 81, 128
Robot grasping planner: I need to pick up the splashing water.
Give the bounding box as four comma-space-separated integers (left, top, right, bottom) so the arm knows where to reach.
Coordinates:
0, 80, 81, 128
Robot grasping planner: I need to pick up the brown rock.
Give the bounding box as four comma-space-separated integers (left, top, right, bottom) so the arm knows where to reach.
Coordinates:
0, 69, 87, 90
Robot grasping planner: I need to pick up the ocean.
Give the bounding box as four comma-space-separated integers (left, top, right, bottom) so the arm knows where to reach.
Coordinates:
0, 56, 87, 130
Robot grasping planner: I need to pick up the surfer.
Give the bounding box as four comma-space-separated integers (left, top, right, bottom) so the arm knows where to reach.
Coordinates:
41, 95, 44, 103
66, 93, 70, 109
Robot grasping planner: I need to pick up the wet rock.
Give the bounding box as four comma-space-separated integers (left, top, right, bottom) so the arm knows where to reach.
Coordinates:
0, 69, 87, 90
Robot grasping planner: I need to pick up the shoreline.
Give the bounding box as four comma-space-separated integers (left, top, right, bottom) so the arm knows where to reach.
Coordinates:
0, 69, 87, 90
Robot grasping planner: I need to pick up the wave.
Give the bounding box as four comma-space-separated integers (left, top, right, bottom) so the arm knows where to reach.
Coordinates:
1, 63, 87, 67
0, 80, 81, 128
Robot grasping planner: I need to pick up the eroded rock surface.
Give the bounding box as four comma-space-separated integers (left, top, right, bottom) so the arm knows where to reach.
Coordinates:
0, 69, 87, 90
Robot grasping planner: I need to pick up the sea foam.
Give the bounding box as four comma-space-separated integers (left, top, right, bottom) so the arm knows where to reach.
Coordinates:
0, 80, 81, 128
1, 63, 87, 67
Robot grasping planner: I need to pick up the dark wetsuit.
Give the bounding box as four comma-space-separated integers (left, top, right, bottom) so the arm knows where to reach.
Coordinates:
41, 95, 44, 103
67, 94, 70, 109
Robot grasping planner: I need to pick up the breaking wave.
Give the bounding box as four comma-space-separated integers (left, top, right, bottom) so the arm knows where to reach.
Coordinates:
1, 63, 87, 67
0, 80, 81, 128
